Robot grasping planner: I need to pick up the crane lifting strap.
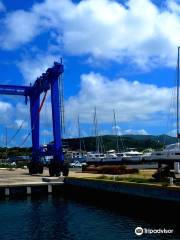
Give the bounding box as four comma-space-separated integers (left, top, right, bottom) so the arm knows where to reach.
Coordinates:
38, 91, 47, 113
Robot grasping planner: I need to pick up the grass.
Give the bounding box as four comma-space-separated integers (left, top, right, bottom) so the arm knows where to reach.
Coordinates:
0, 163, 27, 169
95, 170, 169, 186
96, 175, 156, 183
0, 163, 13, 168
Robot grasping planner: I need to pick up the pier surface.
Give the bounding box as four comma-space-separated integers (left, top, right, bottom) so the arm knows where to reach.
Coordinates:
0, 168, 103, 185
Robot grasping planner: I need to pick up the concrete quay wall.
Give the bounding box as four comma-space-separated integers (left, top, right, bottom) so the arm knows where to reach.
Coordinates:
0, 182, 64, 197
65, 177, 180, 203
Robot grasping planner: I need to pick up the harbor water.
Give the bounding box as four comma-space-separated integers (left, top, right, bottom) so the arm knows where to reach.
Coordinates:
0, 193, 180, 240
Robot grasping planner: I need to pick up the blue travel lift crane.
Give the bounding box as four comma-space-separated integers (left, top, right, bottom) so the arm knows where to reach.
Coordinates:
0, 62, 69, 176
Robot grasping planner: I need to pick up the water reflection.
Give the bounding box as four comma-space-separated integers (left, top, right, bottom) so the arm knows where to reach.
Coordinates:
0, 195, 179, 240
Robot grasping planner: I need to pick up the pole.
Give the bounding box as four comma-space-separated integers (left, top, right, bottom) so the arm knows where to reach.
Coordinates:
113, 109, 119, 152
5, 127, 7, 162
77, 115, 82, 152
176, 46, 180, 157
94, 107, 99, 153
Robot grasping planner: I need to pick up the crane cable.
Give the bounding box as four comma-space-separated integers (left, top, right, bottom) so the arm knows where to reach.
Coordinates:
7, 91, 48, 147
19, 91, 48, 147
7, 120, 25, 145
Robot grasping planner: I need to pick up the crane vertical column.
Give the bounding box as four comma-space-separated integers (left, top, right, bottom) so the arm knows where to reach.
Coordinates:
49, 69, 67, 176
51, 78, 63, 161
30, 94, 40, 152
48, 78, 63, 176
48, 62, 69, 176
29, 94, 43, 174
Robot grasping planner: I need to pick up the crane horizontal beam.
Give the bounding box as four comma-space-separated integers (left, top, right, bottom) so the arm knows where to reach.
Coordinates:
0, 62, 63, 98
0, 85, 30, 96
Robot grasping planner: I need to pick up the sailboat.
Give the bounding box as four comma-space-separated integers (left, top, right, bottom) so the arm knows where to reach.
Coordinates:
86, 108, 106, 164
102, 109, 124, 164
151, 47, 180, 173
76, 115, 86, 162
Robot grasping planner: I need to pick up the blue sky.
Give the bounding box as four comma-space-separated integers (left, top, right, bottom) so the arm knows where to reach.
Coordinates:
0, 0, 180, 147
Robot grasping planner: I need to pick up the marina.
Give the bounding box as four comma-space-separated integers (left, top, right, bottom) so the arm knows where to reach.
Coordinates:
1, 0, 180, 239
0, 53, 179, 239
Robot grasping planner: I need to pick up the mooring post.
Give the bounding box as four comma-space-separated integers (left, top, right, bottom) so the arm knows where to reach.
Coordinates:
169, 177, 174, 186
174, 162, 180, 174
5, 188, 10, 196
27, 186, 31, 195
48, 184, 52, 193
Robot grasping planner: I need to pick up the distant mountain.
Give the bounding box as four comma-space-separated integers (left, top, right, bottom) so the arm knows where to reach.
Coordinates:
63, 134, 177, 152
122, 134, 177, 145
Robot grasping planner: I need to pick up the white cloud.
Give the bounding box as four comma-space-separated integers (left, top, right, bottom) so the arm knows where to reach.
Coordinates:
0, 96, 53, 146
8, 119, 28, 129
0, 99, 30, 129
112, 125, 148, 135
168, 129, 176, 137
42, 129, 52, 136
168, 0, 180, 14
0, 101, 13, 124
0, 71, 172, 140
112, 125, 122, 136
17, 53, 60, 84
15, 102, 29, 119
124, 129, 148, 135
0, 100, 11, 111
0, 10, 41, 49
1, 0, 180, 68
0, 1, 5, 12
65, 72, 172, 124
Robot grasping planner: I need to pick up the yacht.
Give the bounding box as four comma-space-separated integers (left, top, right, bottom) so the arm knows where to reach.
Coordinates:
102, 149, 143, 164
151, 143, 180, 161
102, 150, 123, 164
86, 152, 106, 164
121, 150, 143, 162
141, 152, 152, 161
150, 47, 180, 173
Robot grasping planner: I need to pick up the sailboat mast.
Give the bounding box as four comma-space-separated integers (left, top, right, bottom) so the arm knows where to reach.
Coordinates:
5, 127, 7, 161
93, 107, 99, 153
177, 47, 180, 139
77, 115, 82, 152
113, 109, 119, 152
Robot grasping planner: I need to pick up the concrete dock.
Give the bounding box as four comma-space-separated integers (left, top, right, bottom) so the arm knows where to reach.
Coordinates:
0, 168, 105, 197
0, 168, 65, 197
1, 168, 180, 203
0, 168, 103, 185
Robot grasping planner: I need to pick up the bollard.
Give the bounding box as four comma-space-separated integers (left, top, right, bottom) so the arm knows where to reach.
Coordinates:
169, 177, 174, 186
27, 186, 31, 195
48, 184, 52, 193
5, 188, 10, 196
174, 162, 180, 174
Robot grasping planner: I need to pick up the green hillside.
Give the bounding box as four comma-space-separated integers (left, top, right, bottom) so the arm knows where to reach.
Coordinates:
64, 134, 177, 152
0, 134, 176, 158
